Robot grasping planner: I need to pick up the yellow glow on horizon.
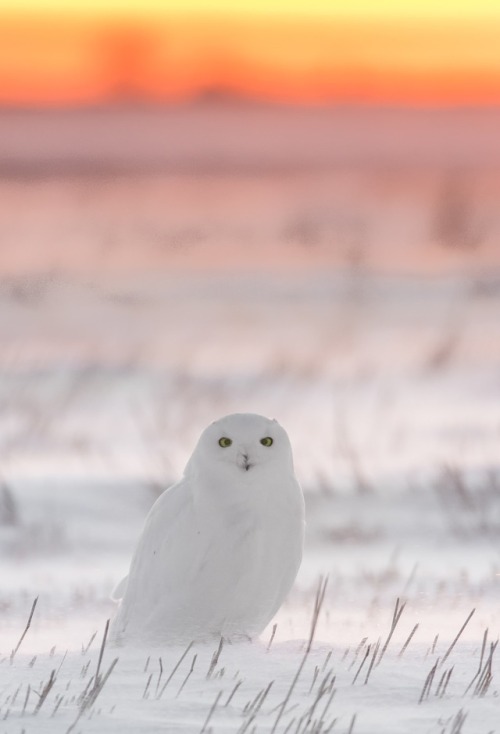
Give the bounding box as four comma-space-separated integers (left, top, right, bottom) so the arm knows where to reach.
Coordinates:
2, 0, 500, 19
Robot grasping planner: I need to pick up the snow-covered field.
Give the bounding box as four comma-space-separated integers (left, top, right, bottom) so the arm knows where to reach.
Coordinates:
0, 158, 499, 732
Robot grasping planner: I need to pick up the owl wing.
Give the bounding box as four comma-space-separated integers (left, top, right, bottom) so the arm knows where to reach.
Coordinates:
116, 476, 198, 617
110, 575, 128, 601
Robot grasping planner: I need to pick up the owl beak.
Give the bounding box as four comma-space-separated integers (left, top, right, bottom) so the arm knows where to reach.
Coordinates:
237, 452, 253, 472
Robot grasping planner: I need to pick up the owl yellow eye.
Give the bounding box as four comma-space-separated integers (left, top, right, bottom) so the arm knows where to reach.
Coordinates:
219, 437, 232, 448
260, 437, 273, 447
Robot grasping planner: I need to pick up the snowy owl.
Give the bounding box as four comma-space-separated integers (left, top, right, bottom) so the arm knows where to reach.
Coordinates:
111, 413, 305, 645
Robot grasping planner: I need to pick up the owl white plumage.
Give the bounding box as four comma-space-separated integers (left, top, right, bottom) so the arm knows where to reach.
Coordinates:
111, 413, 305, 645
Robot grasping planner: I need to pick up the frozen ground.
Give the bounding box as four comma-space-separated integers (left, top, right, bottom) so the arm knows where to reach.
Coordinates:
0, 151, 499, 731
2, 622, 499, 734
0, 264, 499, 733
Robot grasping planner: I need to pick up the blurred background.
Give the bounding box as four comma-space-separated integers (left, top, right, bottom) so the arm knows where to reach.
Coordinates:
1, 0, 499, 642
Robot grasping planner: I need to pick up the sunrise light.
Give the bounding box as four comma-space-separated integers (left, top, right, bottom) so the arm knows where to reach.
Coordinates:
0, 1, 499, 105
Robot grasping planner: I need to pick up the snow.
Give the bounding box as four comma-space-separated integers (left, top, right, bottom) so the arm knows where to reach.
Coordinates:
1, 614, 498, 732
0, 158, 499, 730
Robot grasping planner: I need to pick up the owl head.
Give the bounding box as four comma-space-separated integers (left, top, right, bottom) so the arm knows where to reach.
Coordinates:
185, 413, 295, 481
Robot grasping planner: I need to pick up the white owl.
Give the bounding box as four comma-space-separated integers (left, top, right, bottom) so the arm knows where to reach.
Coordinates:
111, 413, 305, 644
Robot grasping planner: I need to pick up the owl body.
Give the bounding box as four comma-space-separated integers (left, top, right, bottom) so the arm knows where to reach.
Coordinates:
111, 413, 305, 644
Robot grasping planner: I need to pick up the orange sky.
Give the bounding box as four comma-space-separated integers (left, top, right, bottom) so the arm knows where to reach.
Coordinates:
1, 2, 500, 106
